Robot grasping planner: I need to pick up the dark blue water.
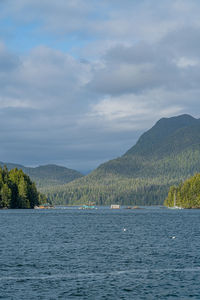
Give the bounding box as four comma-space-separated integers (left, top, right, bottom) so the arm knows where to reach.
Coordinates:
0, 207, 200, 299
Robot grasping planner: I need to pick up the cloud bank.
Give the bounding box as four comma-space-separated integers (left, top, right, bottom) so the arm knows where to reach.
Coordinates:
0, 0, 200, 171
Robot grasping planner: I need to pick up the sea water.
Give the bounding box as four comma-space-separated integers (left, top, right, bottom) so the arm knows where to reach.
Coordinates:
0, 207, 200, 299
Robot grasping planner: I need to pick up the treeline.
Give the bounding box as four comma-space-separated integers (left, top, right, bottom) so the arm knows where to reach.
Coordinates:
164, 173, 200, 208
41, 146, 200, 206
0, 166, 46, 209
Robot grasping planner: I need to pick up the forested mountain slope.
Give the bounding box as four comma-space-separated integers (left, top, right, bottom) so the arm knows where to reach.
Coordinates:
42, 114, 200, 205
0, 163, 83, 188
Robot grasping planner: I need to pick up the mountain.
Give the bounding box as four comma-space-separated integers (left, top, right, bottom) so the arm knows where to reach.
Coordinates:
125, 114, 198, 157
0, 163, 83, 188
44, 114, 200, 206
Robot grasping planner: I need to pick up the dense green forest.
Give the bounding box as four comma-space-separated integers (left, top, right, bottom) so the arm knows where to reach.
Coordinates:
0, 163, 83, 188
164, 173, 200, 208
43, 114, 200, 206
0, 166, 46, 209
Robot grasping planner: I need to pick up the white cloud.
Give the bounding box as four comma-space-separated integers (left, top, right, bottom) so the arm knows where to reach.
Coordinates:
176, 57, 199, 68
0, 97, 32, 109
86, 90, 184, 132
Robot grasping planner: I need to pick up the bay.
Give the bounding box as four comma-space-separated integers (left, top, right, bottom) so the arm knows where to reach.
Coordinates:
0, 207, 200, 299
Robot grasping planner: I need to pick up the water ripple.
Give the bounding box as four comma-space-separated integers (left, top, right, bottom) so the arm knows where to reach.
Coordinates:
0, 207, 200, 299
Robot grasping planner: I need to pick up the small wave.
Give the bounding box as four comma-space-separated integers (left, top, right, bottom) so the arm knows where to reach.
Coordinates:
1, 267, 200, 281
110, 267, 200, 275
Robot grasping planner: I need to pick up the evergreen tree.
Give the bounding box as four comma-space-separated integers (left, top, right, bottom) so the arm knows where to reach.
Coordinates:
0, 183, 11, 208
0, 167, 46, 209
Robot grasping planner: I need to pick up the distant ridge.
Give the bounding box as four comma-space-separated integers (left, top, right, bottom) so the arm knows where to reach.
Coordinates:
0, 162, 83, 188
44, 114, 200, 206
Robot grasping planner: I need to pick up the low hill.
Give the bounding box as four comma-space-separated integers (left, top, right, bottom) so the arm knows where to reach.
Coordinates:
44, 114, 200, 206
0, 163, 83, 188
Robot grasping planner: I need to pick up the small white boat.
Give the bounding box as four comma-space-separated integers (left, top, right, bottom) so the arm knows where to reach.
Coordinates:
168, 192, 183, 209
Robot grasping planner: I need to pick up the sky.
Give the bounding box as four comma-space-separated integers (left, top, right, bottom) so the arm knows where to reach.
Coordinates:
0, 0, 200, 173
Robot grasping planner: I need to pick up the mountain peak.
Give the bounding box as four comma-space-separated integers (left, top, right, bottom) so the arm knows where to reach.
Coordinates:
155, 114, 196, 126
125, 114, 198, 156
